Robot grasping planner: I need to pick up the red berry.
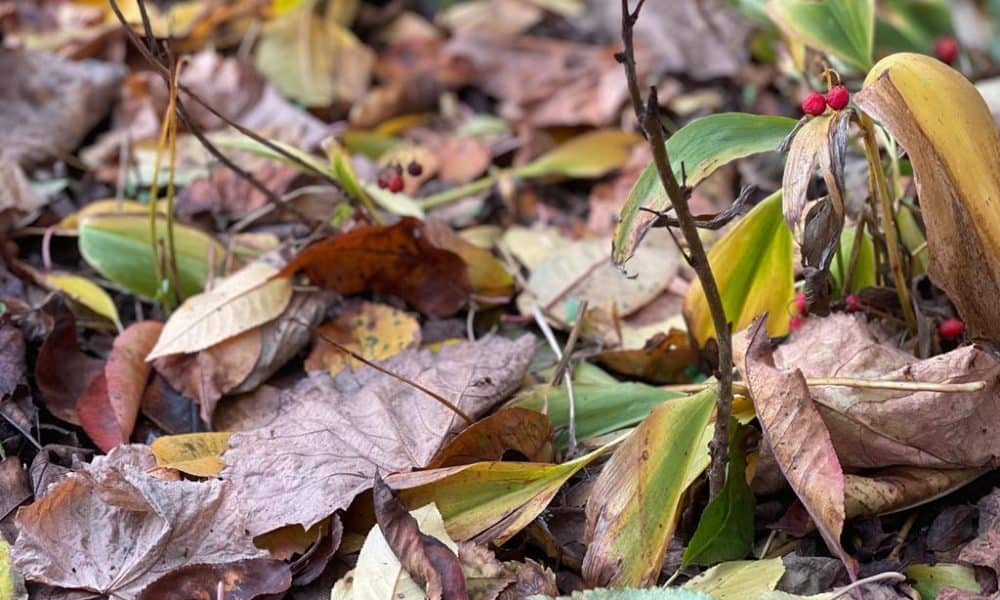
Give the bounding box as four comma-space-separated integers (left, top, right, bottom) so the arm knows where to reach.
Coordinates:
825, 85, 850, 111
938, 317, 965, 340
934, 36, 959, 64
844, 294, 861, 313
795, 292, 807, 315
801, 91, 827, 116
789, 314, 805, 331
376, 174, 389, 189
387, 172, 404, 193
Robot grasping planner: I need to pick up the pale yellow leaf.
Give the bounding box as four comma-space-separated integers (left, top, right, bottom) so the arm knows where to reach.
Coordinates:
683, 558, 785, 599
150, 432, 232, 477
42, 272, 122, 329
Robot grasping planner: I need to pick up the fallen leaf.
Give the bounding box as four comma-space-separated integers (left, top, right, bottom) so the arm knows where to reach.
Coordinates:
12, 445, 264, 597
843, 466, 987, 521
280, 217, 471, 317
374, 474, 467, 600
36, 271, 122, 330
389, 444, 614, 545
438, 0, 544, 36
0, 47, 123, 167
904, 563, 980, 600
221, 334, 534, 536
0, 324, 26, 400
140, 374, 206, 435
683, 558, 786, 600
424, 221, 515, 301
147, 261, 292, 360
0, 160, 46, 234
136, 558, 291, 600
427, 407, 553, 468
743, 316, 857, 579
0, 539, 26, 600
856, 52, 1000, 342
304, 300, 421, 376
594, 329, 699, 384
582, 390, 717, 587
0, 456, 31, 521
150, 432, 233, 478
436, 136, 493, 184
77, 321, 163, 452
772, 313, 1000, 469
34, 301, 104, 425
958, 487, 1000, 576
685, 191, 795, 345
513, 129, 641, 180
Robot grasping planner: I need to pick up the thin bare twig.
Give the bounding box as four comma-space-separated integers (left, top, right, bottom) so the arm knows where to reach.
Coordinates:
663, 377, 987, 395
619, 0, 734, 499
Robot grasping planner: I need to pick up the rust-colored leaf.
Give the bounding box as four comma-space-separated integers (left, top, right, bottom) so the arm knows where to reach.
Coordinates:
280, 217, 471, 317
743, 316, 857, 579
593, 329, 698, 384
78, 321, 163, 452
35, 300, 103, 425
374, 473, 468, 600
428, 407, 554, 468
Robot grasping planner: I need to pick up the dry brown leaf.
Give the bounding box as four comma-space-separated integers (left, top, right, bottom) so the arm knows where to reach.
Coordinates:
958, 488, 1000, 575
842, 466, 988, 521
0, 159, 46, 233
136, 558, 291, 600
221, 334, 535, 536
35, 300, 104, 425
427, 407, 553, 468
0, 47, 123, 167
772, 314, 1000, 469
147, 261, 293, 360
304, 300, 421, 376
12, 445, 264, 597
744, 317, 857, 579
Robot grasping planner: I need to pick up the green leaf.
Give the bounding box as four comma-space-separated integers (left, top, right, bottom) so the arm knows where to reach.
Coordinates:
684, 559, 785, 600
513, 129, 641, 180
766, 0, 875, 72
513, 382, 687, 450
831, 225, 876, 295
875, 0, 952, 55
613, 113, 796, 264
684, 191, 794, 345
904, 563, 980, 599
78, 215, 224, 300
582, 390, 717, 587
682, 422, 754, 567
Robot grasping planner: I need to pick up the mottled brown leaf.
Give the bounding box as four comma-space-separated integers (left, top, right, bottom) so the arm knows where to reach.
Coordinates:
374, 474, 467, 600
959, 487, 1000, 576
136, 558, 291, 600
744, 316, 857, 579
12, 446, 264, 597
221, 334, 535, 536
427, 407, 553, 468
280, 217, 471, 317
0, 325, 26, 399
35, 300, 103, 425
0, 456, 30, 520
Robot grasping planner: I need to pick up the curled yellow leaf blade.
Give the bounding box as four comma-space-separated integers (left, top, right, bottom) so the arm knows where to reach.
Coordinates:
856, 53, 1000, 341
42, 272, 122, 330
151, 432, 232, 477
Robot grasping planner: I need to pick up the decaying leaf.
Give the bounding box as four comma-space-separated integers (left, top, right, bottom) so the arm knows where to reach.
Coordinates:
304, 300, 421, 376
594, 329, 698, 384
280, 218, 471, 317
35, 300, 104, 425
743, 317, 857, 579
772, 313, 1000, 469
221, 334, 534, 536
136, 557, 291, 600
855, 52, 1000, 342
150, 432, 233, 478
958, 487, 1000, 576
147, 261, 292, 360
77, 321, 163, 452
427, 407, 553, 468
12, 445, 264, 597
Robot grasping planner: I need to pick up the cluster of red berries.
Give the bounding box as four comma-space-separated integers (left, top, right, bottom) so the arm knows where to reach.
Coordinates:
801, 85, 850, 117
788, 292, 808, 331
376, 160, 423, 193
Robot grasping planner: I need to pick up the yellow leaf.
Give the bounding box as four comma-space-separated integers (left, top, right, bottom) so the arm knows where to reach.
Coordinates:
146, 261, 293, 360
856, 52, 1000, 341
514, 129, 641, 180
42, 272, 122, 329
684, 191, 794, 345
304, 301, 421, 376
58, 199, 161, 230
684, 558, 785, 599
150, 432, 232, 477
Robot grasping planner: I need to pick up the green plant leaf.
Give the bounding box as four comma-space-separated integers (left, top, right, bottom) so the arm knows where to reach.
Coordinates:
582, 390, 717, 587
513, 129, 640, 180
766, 0, 875, 72
388, 442, 617, 545
613, 113, 796, 264
512, 382, 687, 450
904, 563, 980, 599
831, 225, 876, 295
78, 215, 225, 300
682, 422, 754, 567
683, 559, 785, 600
684, 191, 794, 345
875, 0, 952, 55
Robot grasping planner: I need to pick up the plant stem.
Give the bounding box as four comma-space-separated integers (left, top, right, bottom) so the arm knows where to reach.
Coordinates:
619, 0, 733, 500
859, 112, 916, 330
663, 377, 986, 395
418, 175, 497, 210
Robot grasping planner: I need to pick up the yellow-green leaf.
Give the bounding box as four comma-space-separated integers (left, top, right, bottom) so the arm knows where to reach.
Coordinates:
683, 558, 785, 600
684, 191, 794, 345
78, 214, 225, 300
904, 563, 980, 600
767, 0, 875, 72
613, 113, 796, 265
856, 52, 1000, 342
582, 390, 716, 587
146, 261, 293, 360
42, 272, 122, 330
513, 129, 640, 180
151, 432, 232, 477
388, 442, 617, 545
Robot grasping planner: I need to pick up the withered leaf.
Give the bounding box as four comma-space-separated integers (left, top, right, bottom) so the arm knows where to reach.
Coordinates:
0, 324, 26, 399
958, 487, 1000, 576
427, 407, 553, 468
744, 317, 857, 579
35, 300, 103, 425
773, 314, 1000, 469
280, 217, 471, 317
136, 558, 291, 600
374, 474, 467, 600
13, 446, 264, 597
221, 334, 535, 536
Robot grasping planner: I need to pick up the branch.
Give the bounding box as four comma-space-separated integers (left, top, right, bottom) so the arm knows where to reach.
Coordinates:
640, 185, 755, 230
619, 0, 734, 500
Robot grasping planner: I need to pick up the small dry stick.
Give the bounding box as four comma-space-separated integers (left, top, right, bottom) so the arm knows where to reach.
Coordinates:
663, 378, 987, 395
532, 304, 583, 452
619, 0, 735, 499
307, 322, 474, 425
